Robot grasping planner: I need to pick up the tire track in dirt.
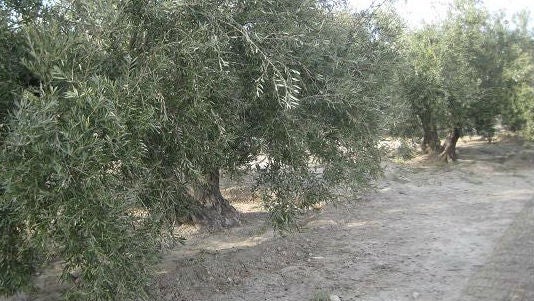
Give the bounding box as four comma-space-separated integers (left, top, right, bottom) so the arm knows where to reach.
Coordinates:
461, 199, 534, 301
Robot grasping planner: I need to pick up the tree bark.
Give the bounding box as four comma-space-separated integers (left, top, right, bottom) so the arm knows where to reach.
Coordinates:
440, 128, 460, 162
189, 169, 240, 228
420, 114, 441, 154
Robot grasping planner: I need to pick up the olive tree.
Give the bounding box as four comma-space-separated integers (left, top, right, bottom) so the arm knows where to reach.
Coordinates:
500, 11, 534, 139
1, 0, 396, 299
113, 0, 398, 227
397, 0, 515, 160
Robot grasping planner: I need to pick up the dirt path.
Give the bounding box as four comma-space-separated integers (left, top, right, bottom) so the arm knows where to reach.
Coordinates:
4, 139, 534, 301
152, 138, 534, 301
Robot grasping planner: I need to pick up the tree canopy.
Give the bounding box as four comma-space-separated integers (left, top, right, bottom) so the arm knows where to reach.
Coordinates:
395, 0, 534, 160
1, 0, 400, 299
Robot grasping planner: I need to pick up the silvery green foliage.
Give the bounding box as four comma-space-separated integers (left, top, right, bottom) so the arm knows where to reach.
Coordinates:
1, 20, 166, 299
499, 12, 534, 139
395, 0, 530, 146
1, 0, 394, 298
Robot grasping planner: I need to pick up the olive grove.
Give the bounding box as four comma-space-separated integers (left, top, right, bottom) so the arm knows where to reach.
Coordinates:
1, 0, 533, 299
395, 0, 534, 161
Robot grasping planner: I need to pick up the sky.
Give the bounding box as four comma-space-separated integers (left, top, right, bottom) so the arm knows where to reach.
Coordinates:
348, 0, 534, 28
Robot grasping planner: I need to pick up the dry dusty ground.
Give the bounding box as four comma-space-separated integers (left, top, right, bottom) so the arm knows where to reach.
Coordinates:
5, 136, 534, 301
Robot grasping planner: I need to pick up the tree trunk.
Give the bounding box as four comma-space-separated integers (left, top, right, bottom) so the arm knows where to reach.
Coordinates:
189, 169, 240, 228
440, 128, 461, 162
422, 126, 440, 154
420, 114, 441, 154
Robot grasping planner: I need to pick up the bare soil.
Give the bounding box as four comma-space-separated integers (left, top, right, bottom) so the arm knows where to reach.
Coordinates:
5, 136, 534, 301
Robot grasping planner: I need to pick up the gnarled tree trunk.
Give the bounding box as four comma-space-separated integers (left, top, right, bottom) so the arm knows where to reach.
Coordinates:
189, 169, 240, 228
420, 113, 441, 154
440, 128, 460, 162
422, 125, 440, 154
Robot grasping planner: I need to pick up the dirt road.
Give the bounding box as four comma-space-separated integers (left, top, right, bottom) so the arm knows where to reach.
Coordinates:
5, 138, 534, 301
153, 138, 534, 301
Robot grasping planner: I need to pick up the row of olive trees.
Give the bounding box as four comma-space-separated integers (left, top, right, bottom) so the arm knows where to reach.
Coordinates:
394, 0, 534, 160
0, 0, 401, 299
2, 0, 532, 298
500, 12, 534, 138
